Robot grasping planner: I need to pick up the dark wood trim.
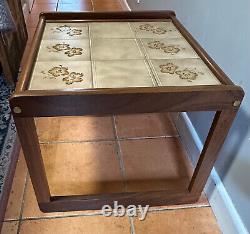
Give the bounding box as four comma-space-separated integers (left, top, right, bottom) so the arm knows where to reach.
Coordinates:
171, 16, 234, 86
14, 117, 51, 203
0, 137, 20, 232
188, 109, 239, 194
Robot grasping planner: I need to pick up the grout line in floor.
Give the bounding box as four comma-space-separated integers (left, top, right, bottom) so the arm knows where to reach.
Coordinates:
90, 0, 94, 11
129, 216, 136, 234
16, 172, 29, 234
111, 115, 127, 191
39, 134, 180, 145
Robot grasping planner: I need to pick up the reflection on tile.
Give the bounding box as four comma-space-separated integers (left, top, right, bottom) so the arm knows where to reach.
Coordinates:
115, 113, 178, 138
131, 21, 183, 39
93, 60, 156, 88
41, 141, 124, 196
91, 38, 143, 60
29, 61, 92, 90
35, 116, 114, 142
43, 23, 89, 40
150, 58, 221, 86
19, 216, 130, 234
37, 39, 90, 61
141, 38, 199, 59
120, 138, 192, 192
57, 2, 92, 12
133, 208, 221, 234
90, 22, 135, 38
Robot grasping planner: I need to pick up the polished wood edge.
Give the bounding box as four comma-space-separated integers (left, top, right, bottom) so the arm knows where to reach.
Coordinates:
40, 10, 176, 20
0, 137, 20, 231
171, 16, 234, 86
16, 16, 46, 92
38, 189, 197, 212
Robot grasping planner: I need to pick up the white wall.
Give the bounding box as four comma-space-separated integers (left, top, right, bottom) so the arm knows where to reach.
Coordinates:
127, 0, 250, 231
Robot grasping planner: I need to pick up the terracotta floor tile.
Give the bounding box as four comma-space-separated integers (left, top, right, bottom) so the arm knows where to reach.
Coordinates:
57, 2, 93, 12
133, 207, 221, 234
4, 151, 27, 220
58, 0, 90, 3
120, 138, 193, 192
35, 116, 114, 142
92, 0, 123, 11
31, 3, 57, 14
1, 221, 19, 234
25, 14, 40, 28
22, 176, 102, 218
115, 113, 178, 138
27, 27, 36, 44
19, 216, 130, 234
41, 141, 124, 196
35, 0, 58, 3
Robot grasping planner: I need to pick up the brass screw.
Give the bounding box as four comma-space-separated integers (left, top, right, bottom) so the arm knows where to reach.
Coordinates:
233, 100, 241, 107
13, 106, 22, 114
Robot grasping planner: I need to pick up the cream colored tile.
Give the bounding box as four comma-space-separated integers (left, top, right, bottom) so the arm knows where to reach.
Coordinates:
1, 221, 19, 234
43, 23, 89, 40
120, 138, 193, 192
19, 216, 130, 234
140, 38, 199, 59
29, 61, 92, 90
91, 38, 144, 60
131, 21, 183, 39
90, 22, 135, 38
133, 207, 221, 234
93, 60, 156, 88
41, 141, 124, 196
37, 39, 90, 61
150, 58, 221, 86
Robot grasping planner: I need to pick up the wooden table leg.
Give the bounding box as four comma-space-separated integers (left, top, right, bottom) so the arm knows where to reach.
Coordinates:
188, 109, 238, 195
14, 117, 51, 205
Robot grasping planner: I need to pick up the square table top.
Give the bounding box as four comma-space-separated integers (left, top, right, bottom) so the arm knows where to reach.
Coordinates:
28, 20, 221, 91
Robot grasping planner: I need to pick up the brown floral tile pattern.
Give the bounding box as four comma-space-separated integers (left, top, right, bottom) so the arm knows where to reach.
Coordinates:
159, 62, 202, 82
147, 40, 181, 54
139, 23, 168, 35
51, 24, 83, 36
42, 65, 84, 85
47, 43, 83, 57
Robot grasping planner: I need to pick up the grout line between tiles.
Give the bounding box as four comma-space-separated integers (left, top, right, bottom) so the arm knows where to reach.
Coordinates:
39, 135, 180, 145
16, 172, 28, 234
129, 216, 136, 234
148, 205, 211, 214
111, 116, 127, 191
90, 0, 94, 11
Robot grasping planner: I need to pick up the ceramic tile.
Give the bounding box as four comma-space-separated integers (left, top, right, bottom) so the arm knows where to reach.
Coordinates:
22, 176, 102, 218
37, 39, 90, 61
120, 138, 193, 192
19, 216, 130, 234
115, 113, 178, 138
57, 2, 93, 12
93, 60, 156, 88
91, 38, 143, 60
133, 207, 221, 234
25, 14, 39, 28
131, 21, 183, 39
90, 22, 135, 38
43, 23, 89, 40
1, 221, 19, 234
4, 151, 27, 220
41, 141, 124, 196
140, 38, 199, 59
29, 61, 92, 90
92, 0, 124, 11
59, 0, 90, 3
150, 58, 221, 86
35, 116, 114, 142
31, 3, 57, 14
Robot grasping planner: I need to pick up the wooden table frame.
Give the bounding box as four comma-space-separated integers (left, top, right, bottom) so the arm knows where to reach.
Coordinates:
10, 11, 244, 212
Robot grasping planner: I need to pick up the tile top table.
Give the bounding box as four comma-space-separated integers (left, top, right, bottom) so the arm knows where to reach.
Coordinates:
10, 11, 244, 212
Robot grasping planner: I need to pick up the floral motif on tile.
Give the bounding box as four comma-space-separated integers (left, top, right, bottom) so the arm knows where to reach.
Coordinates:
41, 65, 84, 85
47, 43, 83, 57
159, 62, 204, 82
147, 40, 182, 55
51, 25, 83, 37
139, 24, 175, 35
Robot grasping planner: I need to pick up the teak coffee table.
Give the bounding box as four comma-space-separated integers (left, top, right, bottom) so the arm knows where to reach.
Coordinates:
10, 11, 244, 212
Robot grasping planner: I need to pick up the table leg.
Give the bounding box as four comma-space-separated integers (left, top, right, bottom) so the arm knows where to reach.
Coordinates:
14, 117, 51, 204
188, 109, 238, 195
